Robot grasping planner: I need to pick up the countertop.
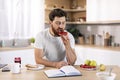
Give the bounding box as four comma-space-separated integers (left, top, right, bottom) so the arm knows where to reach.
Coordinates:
0, 46, 34, 52
0, 44, 120, 52
75, 44, 120, 52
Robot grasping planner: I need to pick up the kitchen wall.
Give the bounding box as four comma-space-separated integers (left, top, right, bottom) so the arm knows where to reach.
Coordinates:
45, 23, 120, 46
84, 0, 120, 46
76, 24, 120, 45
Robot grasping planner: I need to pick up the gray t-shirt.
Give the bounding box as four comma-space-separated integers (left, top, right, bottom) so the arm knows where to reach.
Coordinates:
34, 28, 75, 62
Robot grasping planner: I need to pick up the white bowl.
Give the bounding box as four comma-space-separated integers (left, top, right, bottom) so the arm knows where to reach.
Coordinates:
96, 72, 116, 80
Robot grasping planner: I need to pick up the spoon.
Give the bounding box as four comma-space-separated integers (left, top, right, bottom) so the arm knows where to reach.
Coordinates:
109, 67, 113, 76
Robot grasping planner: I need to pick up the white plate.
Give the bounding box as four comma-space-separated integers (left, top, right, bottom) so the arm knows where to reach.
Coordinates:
27, 64, 45, 71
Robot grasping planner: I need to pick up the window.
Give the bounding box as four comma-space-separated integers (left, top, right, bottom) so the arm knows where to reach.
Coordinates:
0, 0, 45, 39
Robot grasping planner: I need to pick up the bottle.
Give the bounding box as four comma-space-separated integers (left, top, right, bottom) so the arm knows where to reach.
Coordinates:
89, 35, 94, 45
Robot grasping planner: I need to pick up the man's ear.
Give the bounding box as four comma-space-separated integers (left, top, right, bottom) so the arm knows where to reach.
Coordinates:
49, 21, 52, 24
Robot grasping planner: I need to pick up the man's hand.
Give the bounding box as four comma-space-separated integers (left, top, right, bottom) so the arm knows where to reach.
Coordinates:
58, 29, 69, 45
55, 61, 68, 68
60, 33, 76, 65
60, 34, 70, 46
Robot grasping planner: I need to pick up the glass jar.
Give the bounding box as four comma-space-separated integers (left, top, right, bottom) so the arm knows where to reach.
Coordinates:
71, 0, 77, 9
14, 57, 21, 68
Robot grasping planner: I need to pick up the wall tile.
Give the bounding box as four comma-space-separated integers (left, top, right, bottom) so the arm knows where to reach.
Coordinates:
77, 24, 120, 45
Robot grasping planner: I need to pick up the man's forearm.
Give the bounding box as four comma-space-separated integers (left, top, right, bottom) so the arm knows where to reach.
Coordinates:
36, 58, 68, 68
65, 44, 76, 65
60, 35, 76, 65
36, 58, 57, 68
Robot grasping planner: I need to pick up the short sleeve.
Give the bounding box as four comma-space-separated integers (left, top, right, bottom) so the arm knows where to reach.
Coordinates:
34, 32, 43, 49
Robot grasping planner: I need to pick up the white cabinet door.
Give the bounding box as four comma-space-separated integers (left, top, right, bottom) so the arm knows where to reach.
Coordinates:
87, 0, 120, 21
75, 46, 120, 66
75, 46, 85, 65
84, 48, 120, 65
0, 49, 36, 65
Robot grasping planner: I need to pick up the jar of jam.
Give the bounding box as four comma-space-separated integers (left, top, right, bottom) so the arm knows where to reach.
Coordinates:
14, 57, 21, 67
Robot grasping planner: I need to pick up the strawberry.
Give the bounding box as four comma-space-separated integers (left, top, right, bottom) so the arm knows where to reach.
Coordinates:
80, 64, 84, 67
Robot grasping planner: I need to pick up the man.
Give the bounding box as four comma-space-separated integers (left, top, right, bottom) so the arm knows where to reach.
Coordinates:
34, 8, 76, 68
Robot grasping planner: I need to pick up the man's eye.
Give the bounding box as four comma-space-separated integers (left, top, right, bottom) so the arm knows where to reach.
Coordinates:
55, 22, 60, 25
55, 22, 65, 25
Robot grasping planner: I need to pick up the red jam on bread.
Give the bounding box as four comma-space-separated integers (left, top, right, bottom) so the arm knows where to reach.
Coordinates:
59, 31, 67, 36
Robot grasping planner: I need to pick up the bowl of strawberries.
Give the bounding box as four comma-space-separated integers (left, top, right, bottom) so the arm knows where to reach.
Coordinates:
80, 60, 97, 71
80, 64, 96, 70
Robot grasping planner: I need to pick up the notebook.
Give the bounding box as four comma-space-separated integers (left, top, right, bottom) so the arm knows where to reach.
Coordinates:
0, 64, 7, 69
44, 65, 82, 78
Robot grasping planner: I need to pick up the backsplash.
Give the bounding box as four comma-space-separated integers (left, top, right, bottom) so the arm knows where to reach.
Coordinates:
76, 24, 120, 46
45, 23, 120, 46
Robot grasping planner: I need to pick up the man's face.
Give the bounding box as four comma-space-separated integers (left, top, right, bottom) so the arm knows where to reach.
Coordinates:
50, 16, 66, 36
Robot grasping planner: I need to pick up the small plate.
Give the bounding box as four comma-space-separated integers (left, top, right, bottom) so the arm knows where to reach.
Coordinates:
80, 66, 97, 71
80, 64, 98, 71
82, 67, 97, 71
27, 64, 45, 71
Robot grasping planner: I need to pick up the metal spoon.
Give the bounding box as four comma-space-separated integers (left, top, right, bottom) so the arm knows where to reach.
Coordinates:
109, 67, 113, 76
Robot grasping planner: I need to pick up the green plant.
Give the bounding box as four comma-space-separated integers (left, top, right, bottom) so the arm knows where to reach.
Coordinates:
67, 27, 80, 39
30, 37, 35, 43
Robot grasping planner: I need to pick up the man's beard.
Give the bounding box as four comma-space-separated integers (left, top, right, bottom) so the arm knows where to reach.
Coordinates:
51, 25, 60, 37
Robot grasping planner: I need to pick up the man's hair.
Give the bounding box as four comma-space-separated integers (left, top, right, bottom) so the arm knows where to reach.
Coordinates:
49, 8, 67, 21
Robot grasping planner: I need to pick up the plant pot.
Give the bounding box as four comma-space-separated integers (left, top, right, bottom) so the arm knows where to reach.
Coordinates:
79, 37, 84, 44
30, 43, 34, 46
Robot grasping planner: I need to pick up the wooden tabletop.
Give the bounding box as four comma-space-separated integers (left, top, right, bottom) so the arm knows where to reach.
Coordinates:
0, 65, 120, 80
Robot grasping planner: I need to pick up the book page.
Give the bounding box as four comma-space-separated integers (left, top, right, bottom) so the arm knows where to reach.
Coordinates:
44, 69, 65, 78
60, 65, 82, 76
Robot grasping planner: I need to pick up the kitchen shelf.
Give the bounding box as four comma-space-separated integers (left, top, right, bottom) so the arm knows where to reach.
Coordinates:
45, 20, 120, 25
45, 7, 86, 25
84, 20, 120, 25
45, 8, 86, 12
45, 0, 86, 25
45, 21, 86, 24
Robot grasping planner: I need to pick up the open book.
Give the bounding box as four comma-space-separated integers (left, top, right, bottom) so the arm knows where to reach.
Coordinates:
44, 65, 82, 78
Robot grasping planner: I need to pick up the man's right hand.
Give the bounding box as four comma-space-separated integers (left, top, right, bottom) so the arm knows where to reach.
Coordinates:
54, 61, 68, 68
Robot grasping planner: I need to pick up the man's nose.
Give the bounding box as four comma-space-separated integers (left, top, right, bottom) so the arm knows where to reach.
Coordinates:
59, 24, 63, 28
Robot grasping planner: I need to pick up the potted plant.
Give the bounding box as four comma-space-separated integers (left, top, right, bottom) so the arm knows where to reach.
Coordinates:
30, 37, 35, 45
67, 27, 83, 43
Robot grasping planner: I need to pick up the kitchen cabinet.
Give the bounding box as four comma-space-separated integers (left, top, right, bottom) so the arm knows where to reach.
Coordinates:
0, 49, 35, 65
1, 46, 120, 67
75, 45, 120, 66
87, 0, 120, 24
45, 0, 86, 24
